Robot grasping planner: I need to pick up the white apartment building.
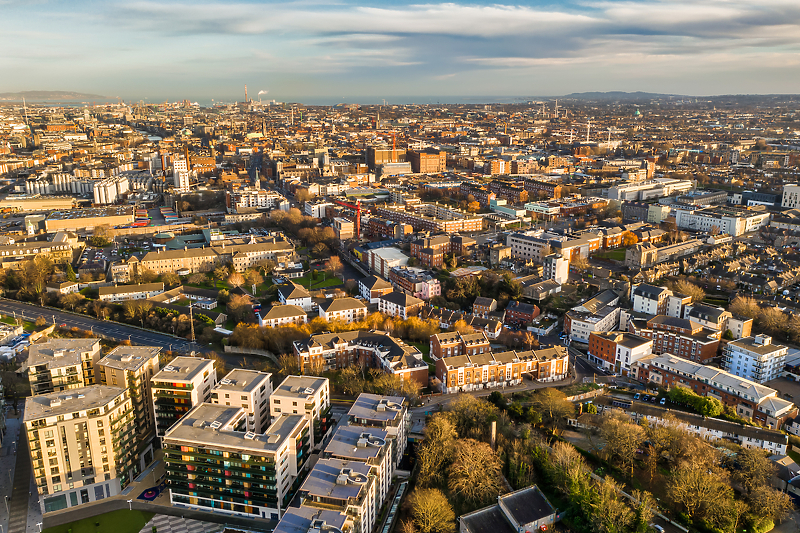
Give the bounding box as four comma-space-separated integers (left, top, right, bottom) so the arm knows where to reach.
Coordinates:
506, 231, 552, 262
304, 201, 333, 219
782, 184, 800, 209
324, 425, 393, 505
722, 334, 788, 384
319, 298, 367, 323
543, 253, 569, 284
26, 386, 137, 514
98, 282, 165, 303
674, 207, 771, 237
261, 304, 308, 328
347, 394, 408, 468
631, 284, 671, 315
173, 157, 190, 191
151, 357, 217, 437
227, 187, 286, 211
24, 339, 103, 396
270, 376, 332, 449
278, 282, 313, 311
211, 369, 273, 433
608, 178, 693, 201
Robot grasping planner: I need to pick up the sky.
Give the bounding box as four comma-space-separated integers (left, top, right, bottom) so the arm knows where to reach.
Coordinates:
2, 0, 800, 104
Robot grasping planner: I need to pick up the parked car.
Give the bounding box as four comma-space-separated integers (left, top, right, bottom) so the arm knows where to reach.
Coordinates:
634, 393, 641, 400
660, 397, 666, 405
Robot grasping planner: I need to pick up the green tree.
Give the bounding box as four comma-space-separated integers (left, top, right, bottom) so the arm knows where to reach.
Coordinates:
65, 263, 77, 282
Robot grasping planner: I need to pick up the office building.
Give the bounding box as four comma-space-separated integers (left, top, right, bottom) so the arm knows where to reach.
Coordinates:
163, 404, 310, 520
26, 386, 136, 513
270, 376, 332, 450
211, 369, 273, 433
151, 357, 217, 437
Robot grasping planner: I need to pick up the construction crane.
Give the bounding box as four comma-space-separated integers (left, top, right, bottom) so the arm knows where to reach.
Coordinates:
333, 198, 363, 239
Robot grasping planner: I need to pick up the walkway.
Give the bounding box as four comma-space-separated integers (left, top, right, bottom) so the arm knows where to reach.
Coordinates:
139, 514, 224, 533
7, 415, 33, 533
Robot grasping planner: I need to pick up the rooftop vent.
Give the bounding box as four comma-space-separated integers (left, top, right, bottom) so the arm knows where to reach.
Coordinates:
120, 355, 134, 362
220, 378, 233, 385
164, 365, 176, 372
209, 420, 222, 430
53, 350, 64, 358
49, 399, 62, 407
244, 431, 256, 440
304, 387, 314, 395
267, 434, 281, 444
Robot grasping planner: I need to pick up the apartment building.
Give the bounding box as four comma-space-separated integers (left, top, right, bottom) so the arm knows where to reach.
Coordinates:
278, 282, 313, 311
423, 308, 503, 339
26, 386, 136, 513
293, 331, 428, 385
436, 346, 569, 394
273, 507, 352, 533
376, 205, 483, 233
226, 187, 286, 211
563, 290, 621, 343
407, 149, 446, 173
722, 335, 787, 384
781, 184, 800, 209
305, 201, 333, 219
631, 284, 672, 315
629, 315, 721, 364
683, 303, 753, 339
472, 297, 497, 318
151, 357, 217, 437
587, 332, 652, 375
333, 218, 355, 240
347, 394, 409, 468
163, 405, 310, 520
211, 369, 273, 433
270, 376, 332, 450
410, 235, 451, 268
608, 178, 693, 201
261, 305, 308, 328
296, 459, 379, 533
429, 331, 491, 360
319, 298, 367, 323
98, 282, 165, 303
24, 339, 103, 396
364, 247, 409, 279
488, 180, 529, 204
543, 253, 569, 284
323, 426, 393, 505
523, 178, 562, 199
387, 267, 440, 301
96, 346, 161, 468
674, 206, 771, 237
378, 290, 424, 319
358, 275, 394, 303
631, 353, 795, 426
505, 301, 540, 325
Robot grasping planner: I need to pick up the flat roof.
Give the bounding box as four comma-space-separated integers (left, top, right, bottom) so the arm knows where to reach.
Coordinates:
347, 393, 406, 423
274, 507, 349, 533
300, 458, 371, 503
24, 386, 126, 421
26, 338, 100, 371
324, 426, 390, 462
273, 375, 328, 399
215, 369, 272, 394
151, 356, 214, 384
163, 403, 305, 453
97, 345, 161, 372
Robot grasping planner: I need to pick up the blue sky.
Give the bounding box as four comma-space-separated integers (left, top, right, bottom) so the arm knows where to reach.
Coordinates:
2, 0, 800, 103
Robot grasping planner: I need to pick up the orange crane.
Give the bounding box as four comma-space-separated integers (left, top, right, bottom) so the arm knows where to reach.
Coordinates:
333, 199, 363, 239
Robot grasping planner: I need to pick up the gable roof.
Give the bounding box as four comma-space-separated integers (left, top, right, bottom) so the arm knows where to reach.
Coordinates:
278, 282, 310, 300
320, 297, 367, 313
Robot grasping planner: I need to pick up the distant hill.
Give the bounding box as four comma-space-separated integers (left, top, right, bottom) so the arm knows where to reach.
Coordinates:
0, 90, 107, 101
563, 91, 688, 100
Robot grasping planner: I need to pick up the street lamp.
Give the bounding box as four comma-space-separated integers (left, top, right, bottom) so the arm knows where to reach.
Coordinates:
4, 495, 8, 513
127, 499, 133, 511
37, 523, 43, 533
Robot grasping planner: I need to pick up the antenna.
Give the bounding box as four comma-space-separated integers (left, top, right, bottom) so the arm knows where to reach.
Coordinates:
188, 301, 195, 343
554, 99, 558, 117
586, 120, 591, 143
22, 97, 29, 126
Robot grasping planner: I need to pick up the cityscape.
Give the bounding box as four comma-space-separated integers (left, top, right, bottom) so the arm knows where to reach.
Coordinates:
3, 2, 800, 533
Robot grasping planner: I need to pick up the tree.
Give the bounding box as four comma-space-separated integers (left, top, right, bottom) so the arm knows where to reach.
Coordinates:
531, 388, 574, 432
600, 412, 645, 475
408, 488, 455, 533
758, 306, 788, 334
312, 242, 329, 257
673, 279, 705, 303
446, 395, 498, 440
35, 316, 47, 327
258, 259, 277, 276
228, 272, 245, 289
621, 232, 639, 247
278, 354, 299, 377
65, 263, 77, 282
162, 272, 180, 287
667, 463, 730, 519
590, 477, 634, 533
227, 294, 252, 322
729, 296, 760, 319
748, 485, 793, 523
230, 324, 264, 349
213, 266, 229, 288
244, 269, 263, 292
450, 319, 474, 334
417, 414, 457, 487
139, 269, 158, 283
59, 293, 85, 311
447, 439, 503, 506
571, 254, 590, 272
735, 447, 775, 494
327, 256, 343, 279
467, 201, 480, 212
188, 273, 207, 285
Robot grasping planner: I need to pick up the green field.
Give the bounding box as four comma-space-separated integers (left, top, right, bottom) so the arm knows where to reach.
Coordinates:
293, 275, 343, 290
592, 248, 626, 261
42, 509, 154, 533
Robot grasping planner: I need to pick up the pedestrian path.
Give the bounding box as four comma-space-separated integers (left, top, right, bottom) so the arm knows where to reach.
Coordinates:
139, 514, 224, 533
8, 421, 31, 533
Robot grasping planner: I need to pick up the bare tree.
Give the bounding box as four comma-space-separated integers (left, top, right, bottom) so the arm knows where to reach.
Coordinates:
408, 488, 455, 533
729, 296, 760, 319
673, 279, 705, 303
417, 415, 457, 487
228, 271, 245, 290
447, 439, 503, 506
600, 412, 645, 475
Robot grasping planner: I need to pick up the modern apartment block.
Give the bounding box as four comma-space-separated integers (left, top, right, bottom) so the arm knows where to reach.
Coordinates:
628, 315, 721, 364
163, 404, 311, 520
270, 376, 332, 450
722, 335, 788, 384
631, 284, 672, 315
24, 339, 103, 395
151, 357, 217, 438
347, 394, 409, 468
323, 425, 393, 505
25, 386, 136, 513
211, 369, 273, 433
587, 332, 653, 375
96, 346, 161, 468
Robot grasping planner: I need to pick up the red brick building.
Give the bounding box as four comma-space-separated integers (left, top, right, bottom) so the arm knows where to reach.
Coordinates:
628, 315, 720, 364
505, 301, 540, 325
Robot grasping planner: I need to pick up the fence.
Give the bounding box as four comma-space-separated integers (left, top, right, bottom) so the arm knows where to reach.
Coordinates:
224, 345, 278, 364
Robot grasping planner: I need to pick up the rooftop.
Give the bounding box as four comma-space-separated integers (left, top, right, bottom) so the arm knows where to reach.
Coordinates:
214, 369, 272, 393
97, 345, 161, 372
26, 338, 100, 371
151, 356, 214, 384
347, 393, 406, 422
273, 375, 329, 399
299, 458, 372, 504
324, 425, 390, 462
24, 385, 126, 421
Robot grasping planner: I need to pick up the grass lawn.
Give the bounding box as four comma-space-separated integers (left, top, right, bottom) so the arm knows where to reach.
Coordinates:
788, 448, 800, 465
42, 509, 154, 533
22, 321, 37, 332
174, 298, 190, 307
294, 275, 342, 290
593, 248, 626, 261
0, 315, 15, 325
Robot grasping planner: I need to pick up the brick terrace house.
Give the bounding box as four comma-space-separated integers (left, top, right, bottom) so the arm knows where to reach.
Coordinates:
505, 301, 540, 325
628, 315, 721, 364
410, 235, 451, 268
429, 331, 491, 360
473, 297, 497, 318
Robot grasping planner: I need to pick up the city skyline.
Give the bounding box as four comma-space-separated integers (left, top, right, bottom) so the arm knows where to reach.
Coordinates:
3, 0, 800, 103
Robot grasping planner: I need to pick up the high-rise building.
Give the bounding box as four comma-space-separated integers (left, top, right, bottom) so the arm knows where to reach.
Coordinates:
211, 369, 273, 433
23, 339, 103, 396
25, 386, 136, 513
163, 404, 310, 520
96, 346, 161, 469
270, 376, 332, 450
151, 357, 217, 437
